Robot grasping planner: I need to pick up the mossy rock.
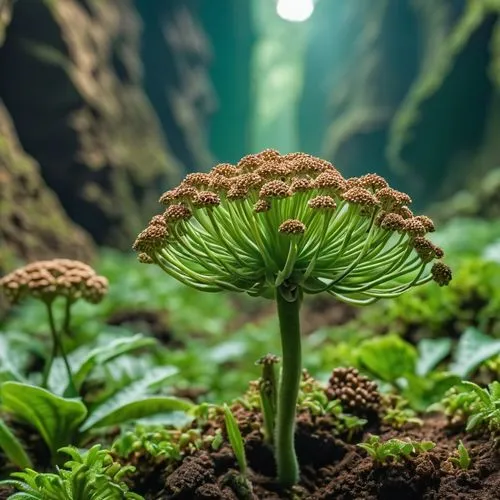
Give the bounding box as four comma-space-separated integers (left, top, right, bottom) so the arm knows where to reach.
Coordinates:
0, 0, 182, 248
0, 99, 94, 277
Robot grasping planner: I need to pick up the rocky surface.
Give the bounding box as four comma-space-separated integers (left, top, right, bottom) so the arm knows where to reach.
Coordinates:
301, 0, 500, 205
0, 100, 94, 275
0, 0, 182, 248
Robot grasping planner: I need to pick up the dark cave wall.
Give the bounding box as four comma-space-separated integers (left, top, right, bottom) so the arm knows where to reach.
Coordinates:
0, 0, 183, 249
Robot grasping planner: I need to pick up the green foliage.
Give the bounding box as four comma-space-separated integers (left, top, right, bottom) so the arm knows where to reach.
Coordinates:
358, 435, 435, 464
449, 440, 471, 470
381, 395, 422, 429
358, 335, 417, 382
0, 377, 192, 463
1, 445, 143, 499
449, 328, 500, 378
0, 418, 32, 469
223, 404, 247, 476
438, 381, 500, 434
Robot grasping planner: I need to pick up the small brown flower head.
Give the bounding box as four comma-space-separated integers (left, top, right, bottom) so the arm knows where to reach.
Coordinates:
183, 173, 211, 188
314, 172, 346, 192
256, 148, 281, 162
431, 262, 452, 286
412, 237, 444, 262
290, 154, 337, 176
164, 204, 192, 222
290, 177, 313, 193
159, 186, 197, 205
259, 180, 291, 199
133, 224, 169, 253
210, 163, 239, 177
396, 206, 414, 219
256, 161, 291, 180
358, 173, 388, 192
83, 275, 109, 303
403, 217, 426, 237
377, 187, 412, 210
342, 187, 379, 208
138, 252, 154, 264
237, 153, 264, 172
149, 214, 167, 227
327, 367, 380, 418
256, 353, 280, 366
209, 174, 232, 191
308, 195, 337, 211
254, 199, 271, 213
193, 191, 220, 208
0, 259, 108, 305
345, 177, 362, 189
414, 215, 435, 232
378, 212, 406, 231
227, 173, 264, 200
278, 219, 306, 235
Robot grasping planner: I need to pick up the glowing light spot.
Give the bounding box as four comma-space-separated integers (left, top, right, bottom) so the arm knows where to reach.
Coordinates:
276, 0, 314, 22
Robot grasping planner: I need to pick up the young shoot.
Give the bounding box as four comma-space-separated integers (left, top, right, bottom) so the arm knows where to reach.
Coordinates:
448, 440, 472, 470
358, 435, 435, 465
133, 149, 451, 487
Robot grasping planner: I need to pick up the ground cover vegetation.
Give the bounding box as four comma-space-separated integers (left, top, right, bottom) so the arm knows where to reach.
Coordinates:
0, 150, 499, 498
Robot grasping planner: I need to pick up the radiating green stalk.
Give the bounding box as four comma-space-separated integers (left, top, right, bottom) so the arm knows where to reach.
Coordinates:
275, 286, 302, 487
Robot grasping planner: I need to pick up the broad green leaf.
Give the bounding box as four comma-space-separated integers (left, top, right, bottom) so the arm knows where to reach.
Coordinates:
48, 334, 157, 396
0, 418, 32, 469
358, 335, 417, 382
450, 328, 500, 378
81, 396, 193, 431
80, 366, 182, 431
71, 334, 156, 392
1, 382, 87, 456
416, 338, 452, 376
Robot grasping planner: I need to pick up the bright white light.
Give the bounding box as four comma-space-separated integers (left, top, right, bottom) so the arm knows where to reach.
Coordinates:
276, 0, 314, 22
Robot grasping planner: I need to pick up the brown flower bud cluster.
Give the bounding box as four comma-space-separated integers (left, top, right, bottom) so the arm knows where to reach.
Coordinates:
134, 149, 451, 291
326, 367, 381, 417
0, 259, 108, 305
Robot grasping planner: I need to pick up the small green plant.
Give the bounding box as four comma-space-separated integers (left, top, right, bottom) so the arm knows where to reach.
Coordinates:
133, 149, 451, 486
358, 435, 435, 464
448, 440, 472, 470
381, 395, 423, 429
0, 259, 108, 395
0, 366, 192, 464
1, 444, 143, 499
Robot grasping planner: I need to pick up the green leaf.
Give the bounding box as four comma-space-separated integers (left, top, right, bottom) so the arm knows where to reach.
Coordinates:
0, 382, 87, 457
416, 338, 452, 376
81, 396, 192, 431
450, 328, 500, 378
49, 334, 157, 396
0, 418, 32, 469
223, 403, 247, 475
358, 335, 417, 382
80, 366, 185, 432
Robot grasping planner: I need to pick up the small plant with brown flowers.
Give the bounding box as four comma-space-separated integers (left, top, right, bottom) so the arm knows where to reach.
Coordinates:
133, 149, 451, 487
0, 259, 108, 395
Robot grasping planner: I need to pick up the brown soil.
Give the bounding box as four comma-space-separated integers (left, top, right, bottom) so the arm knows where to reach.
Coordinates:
131, 415, 500, 500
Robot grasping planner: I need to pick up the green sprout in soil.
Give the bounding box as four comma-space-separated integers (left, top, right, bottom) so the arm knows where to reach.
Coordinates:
448, 440, 472, 470
0, 444, 142, 500
0, 259, 108, 395
133, 149, 452, 487
358, 435, 435, 465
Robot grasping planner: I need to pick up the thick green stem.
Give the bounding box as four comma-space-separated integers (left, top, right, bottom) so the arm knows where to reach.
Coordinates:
275, 285, 302, 487
44, 302, 77, 397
